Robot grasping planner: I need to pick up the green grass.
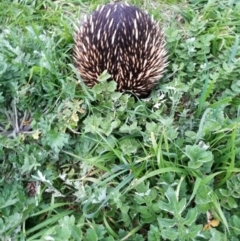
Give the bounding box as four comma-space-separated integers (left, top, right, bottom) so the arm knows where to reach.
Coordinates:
0, 0, 240, 240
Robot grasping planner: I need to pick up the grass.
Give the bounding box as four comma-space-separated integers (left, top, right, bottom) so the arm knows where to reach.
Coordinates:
0, 0, 240, 240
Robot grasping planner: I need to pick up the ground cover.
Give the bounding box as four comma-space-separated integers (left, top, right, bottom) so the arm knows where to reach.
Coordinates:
0, 0, 240, 240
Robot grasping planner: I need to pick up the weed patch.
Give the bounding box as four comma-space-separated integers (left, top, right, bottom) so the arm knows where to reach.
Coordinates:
0, 0, 240, 240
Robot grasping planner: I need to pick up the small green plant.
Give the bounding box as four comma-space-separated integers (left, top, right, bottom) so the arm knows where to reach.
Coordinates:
0, 0, 240, 240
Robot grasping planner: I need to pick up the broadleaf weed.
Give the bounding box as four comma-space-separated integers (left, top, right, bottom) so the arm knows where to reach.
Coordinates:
0, 0, 240, 240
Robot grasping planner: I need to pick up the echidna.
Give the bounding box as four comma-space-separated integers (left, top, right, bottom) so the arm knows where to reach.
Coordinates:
73, 3, 168, 97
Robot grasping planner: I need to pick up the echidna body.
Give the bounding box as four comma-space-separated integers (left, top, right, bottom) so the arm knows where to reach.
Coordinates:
73, 3, 168, 97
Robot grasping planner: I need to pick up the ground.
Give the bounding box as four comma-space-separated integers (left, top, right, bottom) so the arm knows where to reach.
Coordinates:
0, 0, 240, 240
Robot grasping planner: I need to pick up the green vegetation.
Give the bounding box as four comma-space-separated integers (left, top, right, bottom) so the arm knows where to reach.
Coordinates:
0, 0, 240, 240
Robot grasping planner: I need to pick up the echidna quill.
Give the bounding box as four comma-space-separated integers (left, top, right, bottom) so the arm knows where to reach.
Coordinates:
73, 3, 168, 97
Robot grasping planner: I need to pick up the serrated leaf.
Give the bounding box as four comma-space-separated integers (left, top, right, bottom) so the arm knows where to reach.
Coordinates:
186, 144, 213, 169
158, 218, 176, 227
209, 228, 224, 241
0, 198, 18, 209
229, 215, 240, 236
148, 225, 161, 241
83, 115, 103, 134
119, 138, 139, 155
119, 122, 141, 134
106, 81, 117, 92
223, 196, 238, 209
159, 187, 186, 215
184, 208, 198, 226
85, 228, 98, 241
195, 185, 212, 205
161, 228, 178, 241
218, 188, 229, 197
45, 130, 69, 153
98, 70, 112, 82
158, 199, 173, 212
187, 225, 203, 238
92, 81, 117, 94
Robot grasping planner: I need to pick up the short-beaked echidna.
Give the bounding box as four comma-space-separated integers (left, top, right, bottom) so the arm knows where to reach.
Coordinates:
73, 3, 168, 97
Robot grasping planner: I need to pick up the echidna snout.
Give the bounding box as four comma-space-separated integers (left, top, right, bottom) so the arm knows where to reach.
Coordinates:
73, 3, 168, 97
